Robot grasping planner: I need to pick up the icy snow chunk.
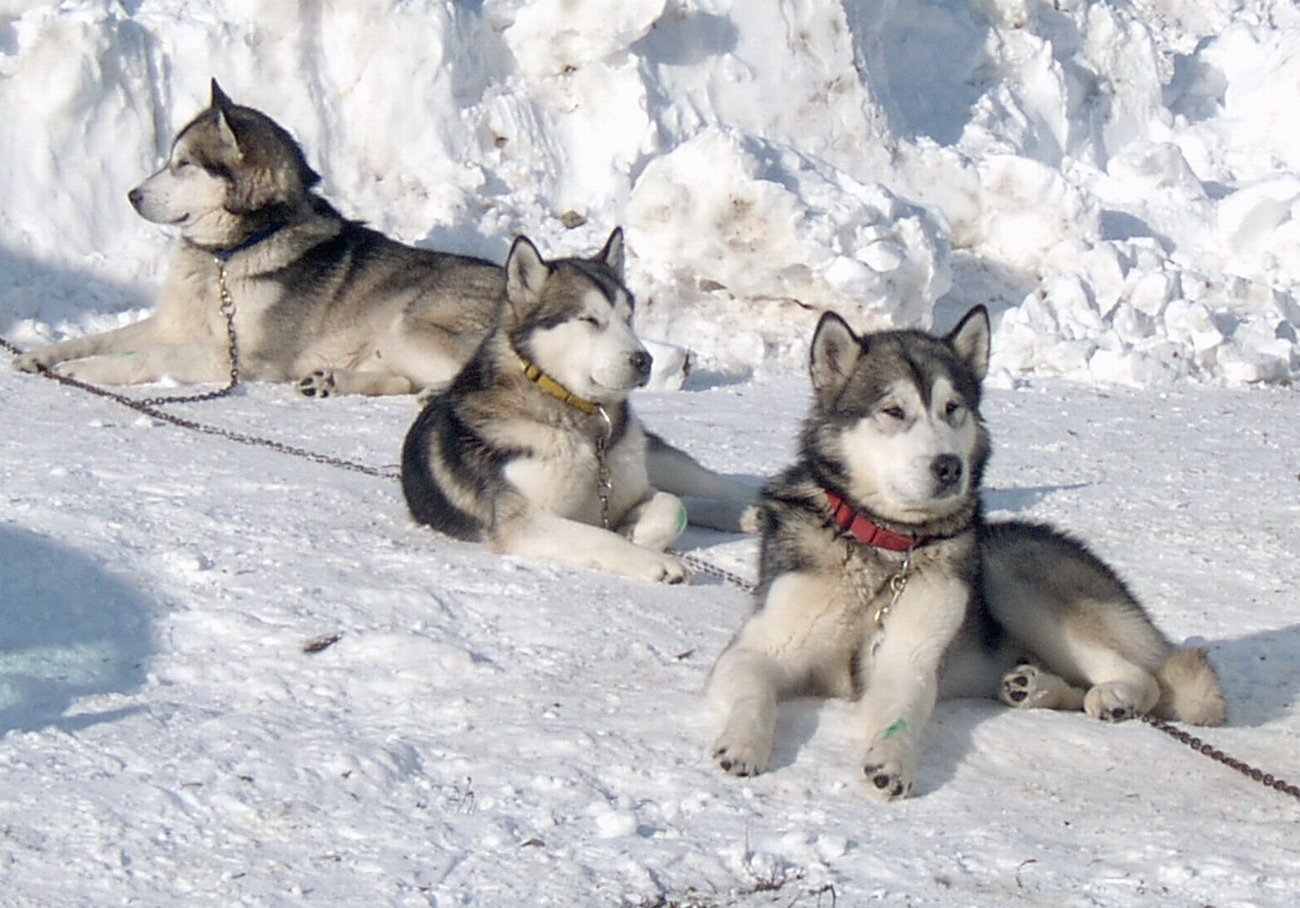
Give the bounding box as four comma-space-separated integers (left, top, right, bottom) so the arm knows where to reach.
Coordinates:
494, 0, 665, 77
1106, 142, 1206, 196
1078, 244, 1126, 319
1128, 271, 1175, 317
626, 129, 947, 333
971, 155, 1099, 276
1217, 176, 1300, 255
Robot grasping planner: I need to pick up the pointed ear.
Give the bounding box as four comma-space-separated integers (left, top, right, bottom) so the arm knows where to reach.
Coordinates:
946, 305, 990, 381
210, 79, 234, 112
596, 227, 624, 276
809, 310, 862, 397
505, 235, 550, 322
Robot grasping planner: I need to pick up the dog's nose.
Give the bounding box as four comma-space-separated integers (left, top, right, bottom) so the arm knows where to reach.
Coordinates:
127, 187, 143, 210
931, 454, 963, 488
629, 349, 653, 378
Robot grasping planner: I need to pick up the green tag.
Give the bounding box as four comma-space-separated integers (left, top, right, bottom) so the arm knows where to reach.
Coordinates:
675, 502, 689, 535
884, 718, 909, 739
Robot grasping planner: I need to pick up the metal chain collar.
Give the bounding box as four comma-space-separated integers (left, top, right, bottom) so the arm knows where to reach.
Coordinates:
136, 255, 241, 407
4, 271, 1298, 805
593, 405, 614, 530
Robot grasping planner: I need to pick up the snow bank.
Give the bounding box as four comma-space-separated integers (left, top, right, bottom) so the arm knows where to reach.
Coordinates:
1, 0, 1298, 385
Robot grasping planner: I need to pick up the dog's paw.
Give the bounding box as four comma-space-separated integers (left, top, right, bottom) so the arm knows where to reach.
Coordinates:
298, 370, 336, 398
712, 729, 772, 778
1001, 664, 1059, 709
649, 553, 688, 585
861, 739, 915, 801
13, 352, 49, 374
738, 504, 762, 535
1084, 681, 1143, 722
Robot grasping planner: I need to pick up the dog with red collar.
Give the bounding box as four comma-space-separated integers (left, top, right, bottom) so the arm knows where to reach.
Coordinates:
708, 306, 1226, 799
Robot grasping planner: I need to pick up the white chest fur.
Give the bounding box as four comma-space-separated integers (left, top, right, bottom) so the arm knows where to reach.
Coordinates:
502, 418, 653, 527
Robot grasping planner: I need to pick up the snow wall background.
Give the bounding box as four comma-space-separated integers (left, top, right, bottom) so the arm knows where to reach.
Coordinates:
2, 0, 1299, 387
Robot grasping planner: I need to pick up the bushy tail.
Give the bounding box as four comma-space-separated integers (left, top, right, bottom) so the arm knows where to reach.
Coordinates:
1154, 648, 1228, 726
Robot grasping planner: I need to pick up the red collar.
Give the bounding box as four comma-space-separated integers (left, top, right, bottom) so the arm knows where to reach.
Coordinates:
824, 490, 925, 553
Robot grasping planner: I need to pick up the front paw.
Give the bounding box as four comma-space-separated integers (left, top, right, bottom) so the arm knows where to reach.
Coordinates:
298, 370, 336, 398
712, 727, 772, 778
862, 738, 916, 801
13, 352, 50, 374
643, 552, 687, 585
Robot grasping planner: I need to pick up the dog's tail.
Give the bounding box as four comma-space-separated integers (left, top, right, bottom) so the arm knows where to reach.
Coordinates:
1153, 647, 1228, 726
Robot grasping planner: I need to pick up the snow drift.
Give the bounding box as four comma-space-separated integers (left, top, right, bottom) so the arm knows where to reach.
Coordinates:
1, 0, 1298, 385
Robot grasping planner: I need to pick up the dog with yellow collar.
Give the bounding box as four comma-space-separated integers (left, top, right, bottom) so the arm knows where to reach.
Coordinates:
401, 229, 757, 583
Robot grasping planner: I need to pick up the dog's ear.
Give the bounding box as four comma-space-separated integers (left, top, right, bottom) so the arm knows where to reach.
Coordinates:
946, 305, 990, 381
209, 81, 242, 162
505, 235, 551, 323
210, 79, 235, 111
809, 310, 861, 397
596, 227, 624, 277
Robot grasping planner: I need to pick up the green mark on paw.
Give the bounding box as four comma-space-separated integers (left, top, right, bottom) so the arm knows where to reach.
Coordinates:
884, 718, 909, 739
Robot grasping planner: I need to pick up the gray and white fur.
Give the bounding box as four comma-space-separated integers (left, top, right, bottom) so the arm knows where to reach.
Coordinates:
708, 305, 1226, 799
401, 229, 757, 581
15, 80, 503, 397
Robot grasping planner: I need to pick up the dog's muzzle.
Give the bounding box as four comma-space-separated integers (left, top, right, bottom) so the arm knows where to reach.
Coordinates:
630, 349, 653, 386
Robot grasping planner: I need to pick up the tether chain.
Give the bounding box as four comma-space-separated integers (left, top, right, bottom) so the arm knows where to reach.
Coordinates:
2, 343, 398, 481
0, 256, 397, 481
1141, 714, 1300, 801
671, 550, 757, 593
4, 294, 1297, 804
133, 259, 241, 406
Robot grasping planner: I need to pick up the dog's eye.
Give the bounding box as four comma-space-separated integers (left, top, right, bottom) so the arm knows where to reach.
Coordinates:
581, 316, 602, 328
881, 405, 906, 420
173, 159, 193, 172
944, 401, 964, 418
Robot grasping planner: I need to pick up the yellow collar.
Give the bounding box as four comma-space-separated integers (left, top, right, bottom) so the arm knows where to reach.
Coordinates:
519, 357, 600, 416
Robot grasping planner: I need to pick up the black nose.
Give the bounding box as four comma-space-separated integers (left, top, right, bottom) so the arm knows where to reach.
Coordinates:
630, 350, 652, 378
931, 454, 963, 487
128, 187, 143, 210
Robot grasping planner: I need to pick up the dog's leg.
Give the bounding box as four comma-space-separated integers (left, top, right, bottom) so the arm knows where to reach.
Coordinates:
708, 645, 785, 777
855, 574, 968, 800
1076, 653, 1162, 722
13, 318, 173, 378
495, 511, 686, 583
645, 433, 759, 533
298, 368, 415, 398
41, 340, 229, 385
708, 572, 846, 777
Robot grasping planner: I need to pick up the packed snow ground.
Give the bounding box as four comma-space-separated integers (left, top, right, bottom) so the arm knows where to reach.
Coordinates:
2, 368, 1299, 906
3, 0, 1300, 905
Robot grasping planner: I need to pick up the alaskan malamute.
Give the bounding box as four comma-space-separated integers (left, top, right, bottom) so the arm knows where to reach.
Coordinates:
16, 80, 502, 397
708, 306, 1226, 798
401, 229, 756, 581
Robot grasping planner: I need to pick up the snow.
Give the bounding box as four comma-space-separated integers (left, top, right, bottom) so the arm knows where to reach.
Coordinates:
2, 0, 1299, 904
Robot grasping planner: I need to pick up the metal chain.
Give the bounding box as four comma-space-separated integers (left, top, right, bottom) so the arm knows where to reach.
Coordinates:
1141, 714, 1300, 801
670, 549, 757, 593
594, 405, 614, 530
133, 256, 242, 407
7, 298, 1298, 805
1, 258, 395, 481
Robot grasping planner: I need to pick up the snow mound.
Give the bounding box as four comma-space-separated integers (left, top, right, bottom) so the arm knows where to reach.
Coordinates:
1, 0, 1298, 385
